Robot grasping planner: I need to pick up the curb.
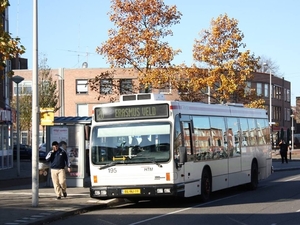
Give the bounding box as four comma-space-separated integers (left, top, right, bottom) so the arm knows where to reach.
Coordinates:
27, 198, 126, 225
27, 204, 107, 225
273, 167, 300, 172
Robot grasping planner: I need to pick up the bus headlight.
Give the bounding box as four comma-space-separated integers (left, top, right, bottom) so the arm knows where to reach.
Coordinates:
100, 190, 107, 196
94, 190, 107, 196
156, 188, 171, 194
164, 188, 171, 193
156, 188, 163, 193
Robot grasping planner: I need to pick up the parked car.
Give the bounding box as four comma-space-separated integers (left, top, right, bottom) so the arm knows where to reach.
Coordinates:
13, 144, 32, 159
39, 150, 47, 160
39, 143, 47, 152
13, 144, 48, 160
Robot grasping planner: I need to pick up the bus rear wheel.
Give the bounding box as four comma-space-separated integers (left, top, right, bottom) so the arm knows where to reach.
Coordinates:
247, 161, 258, 190
200, 168, 211, 202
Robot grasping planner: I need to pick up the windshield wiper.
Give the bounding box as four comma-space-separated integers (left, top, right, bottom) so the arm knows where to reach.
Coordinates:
151, 160, 162, 168
99, 161, 124, 170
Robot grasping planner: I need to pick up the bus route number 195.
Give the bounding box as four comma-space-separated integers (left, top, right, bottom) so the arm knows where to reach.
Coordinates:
108, 168, 117, 173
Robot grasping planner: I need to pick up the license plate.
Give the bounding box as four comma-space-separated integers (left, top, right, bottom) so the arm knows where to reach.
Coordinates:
122, 189, 141, 194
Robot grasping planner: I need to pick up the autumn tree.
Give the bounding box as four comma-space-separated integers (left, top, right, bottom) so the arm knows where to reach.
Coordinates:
95, 0, 182, 93
167, 66, 209, 102
11, 91, 32, 144
192, 14, 264, 108
38, 57, 59, 112
0, 0, 25, 74
296, 97, 300, 124
12, 56, 59, 144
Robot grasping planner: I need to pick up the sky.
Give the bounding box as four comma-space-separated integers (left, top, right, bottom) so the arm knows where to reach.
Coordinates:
8, 0, 300, 105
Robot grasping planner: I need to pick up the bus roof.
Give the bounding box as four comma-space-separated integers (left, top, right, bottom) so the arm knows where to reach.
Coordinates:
92, 93, 268, 119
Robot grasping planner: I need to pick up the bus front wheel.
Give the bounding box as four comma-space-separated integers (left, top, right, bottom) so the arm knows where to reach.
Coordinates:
200, 168, 211, 202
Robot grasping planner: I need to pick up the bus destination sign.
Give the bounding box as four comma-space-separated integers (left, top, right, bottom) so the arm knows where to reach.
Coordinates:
94, 104, 169, 122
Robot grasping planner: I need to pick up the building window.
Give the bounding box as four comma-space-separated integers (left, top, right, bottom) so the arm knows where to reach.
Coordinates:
77, 104, 88, 116
286, 89, 290, 102
285, 108, 291, 121
284, 88, 287, 101
100, 79, 112, 94
256, 83, 262, 95
274, 106, 281, 121
159, 81, 172, 94
13, 81, 32, 95
120, 79, 133, 94
245, 81, 251, 94
76, 79, 88, 94
273, 86, 281, 100
264, 83, 269, 97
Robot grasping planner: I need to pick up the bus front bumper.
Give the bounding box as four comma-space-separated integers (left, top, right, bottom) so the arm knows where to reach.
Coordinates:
90, 184, 185, 200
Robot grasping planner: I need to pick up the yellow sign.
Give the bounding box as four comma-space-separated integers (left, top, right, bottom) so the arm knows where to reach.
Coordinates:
121, 189, 141, 194
40, 108, 54, 126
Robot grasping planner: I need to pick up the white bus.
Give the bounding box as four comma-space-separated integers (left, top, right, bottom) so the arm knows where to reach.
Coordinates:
89, 93, 272, 202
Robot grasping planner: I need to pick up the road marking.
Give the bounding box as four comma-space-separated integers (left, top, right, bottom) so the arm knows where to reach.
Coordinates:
129, 194, 241, 225
284, 175, 300, 182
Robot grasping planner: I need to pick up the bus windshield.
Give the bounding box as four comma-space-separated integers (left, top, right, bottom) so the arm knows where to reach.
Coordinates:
91, 122, 171, 165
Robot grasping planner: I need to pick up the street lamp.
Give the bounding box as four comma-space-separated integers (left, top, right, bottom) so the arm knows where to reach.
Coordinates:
55, 73, 64, 117
291, 114, 295, 152
263, 63, 272, 127
263, 63, 273, 148
11, 75, 24, 177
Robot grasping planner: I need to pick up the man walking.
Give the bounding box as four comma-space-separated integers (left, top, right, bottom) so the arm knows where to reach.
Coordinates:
46, 141, 71, 200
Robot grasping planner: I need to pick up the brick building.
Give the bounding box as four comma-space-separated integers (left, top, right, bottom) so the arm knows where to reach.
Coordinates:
12, 68, 292, 146
250, 72, 292, 147
251, 72, 291, 130
0, 6, 28, 170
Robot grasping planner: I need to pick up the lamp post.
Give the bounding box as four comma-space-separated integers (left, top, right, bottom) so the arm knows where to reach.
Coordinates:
263, 63, 272, 126
11, 75, 24, 177
291, 114, 294, 152
55, 71, 64, 117
263, 63, 273, 147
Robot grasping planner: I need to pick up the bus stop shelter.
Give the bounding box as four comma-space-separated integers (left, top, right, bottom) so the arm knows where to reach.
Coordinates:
45, 116, 91, 187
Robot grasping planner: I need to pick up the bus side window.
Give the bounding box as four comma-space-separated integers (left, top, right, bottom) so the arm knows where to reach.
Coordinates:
193, 115, 211, 161
226, 117, 241, 157
240, 118, 250, 147
209, 116, 226, 160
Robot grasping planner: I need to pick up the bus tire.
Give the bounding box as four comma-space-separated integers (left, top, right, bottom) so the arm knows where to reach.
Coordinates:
200, 168, 211, 202
248, 160, 258, 190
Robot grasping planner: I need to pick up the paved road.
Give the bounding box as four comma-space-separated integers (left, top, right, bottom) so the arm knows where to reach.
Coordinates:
0, 157, 300, 225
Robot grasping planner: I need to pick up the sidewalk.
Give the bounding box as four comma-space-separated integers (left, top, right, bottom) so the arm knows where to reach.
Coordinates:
271, 149, 300, 171
1, 156, 300, 225
0, 161, 123, 225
